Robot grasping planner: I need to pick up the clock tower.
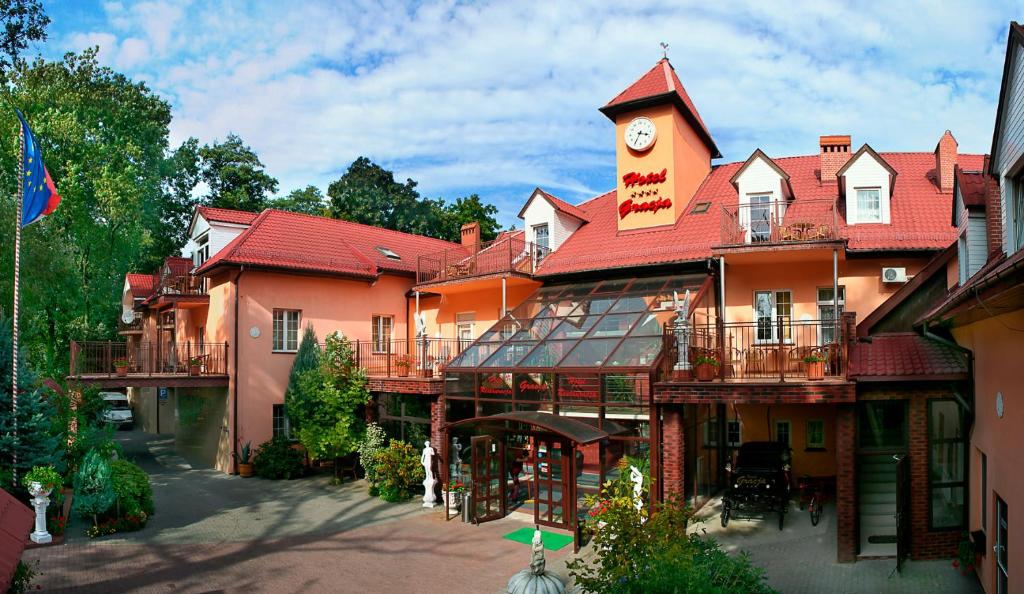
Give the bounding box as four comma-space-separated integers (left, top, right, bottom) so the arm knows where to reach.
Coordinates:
600, 59, 720, 232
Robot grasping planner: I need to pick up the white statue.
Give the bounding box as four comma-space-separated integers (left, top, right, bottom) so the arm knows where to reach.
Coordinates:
629, 465, 644, 513
421, 440, 437, 508
28, 481, 53, 544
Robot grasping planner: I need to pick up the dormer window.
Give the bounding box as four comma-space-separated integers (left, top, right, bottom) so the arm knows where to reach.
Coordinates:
855, 188, 882, 223
194, 233, 210, 267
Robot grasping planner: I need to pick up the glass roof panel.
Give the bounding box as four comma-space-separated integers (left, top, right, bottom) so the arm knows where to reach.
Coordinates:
578, 294, 619, 316
608, 294, 655, 313
446, 341, 502, 368
559, 338, 622, 367
627, 277, 671, 293
585, 313, 642, 339
630, 310, 675, 336
518, 340, 576, 368
592, 278, 632, 294
480, 341, 538, 367
559, 283, 598, 298
547, 313, 603, 340
509, 311, 561, 341
605, 336, 664, 367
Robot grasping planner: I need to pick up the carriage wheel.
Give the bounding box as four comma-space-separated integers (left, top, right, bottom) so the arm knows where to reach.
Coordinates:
778, 507, 785, 530
810, 495, 822, 526
721, 506, 730, 528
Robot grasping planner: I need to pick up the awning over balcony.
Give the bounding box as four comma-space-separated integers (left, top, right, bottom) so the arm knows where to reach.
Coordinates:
445, 275, 707, 372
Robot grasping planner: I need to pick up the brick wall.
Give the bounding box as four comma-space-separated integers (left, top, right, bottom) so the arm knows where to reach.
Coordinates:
661, 405, 685, 497
985, 166, 1003, 262
367, 377, 443, 395
935, 131, 958, 193
430, 395, 444, 468
654, 381, 855, 404
820, 135, 852, 181
836, 404, 857, 562
860, 385, 962, 560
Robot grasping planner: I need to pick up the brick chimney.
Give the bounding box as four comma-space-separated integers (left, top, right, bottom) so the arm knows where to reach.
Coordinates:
935, 130, 958, 193
819, 135, 852, 183
460, 222, 481, 252
983, 156, 1003, 262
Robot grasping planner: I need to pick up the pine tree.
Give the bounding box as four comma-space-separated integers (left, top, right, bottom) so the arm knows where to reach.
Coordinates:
72, 449, 115, 527
0, 317, 64, 488
285, 324, 321, 431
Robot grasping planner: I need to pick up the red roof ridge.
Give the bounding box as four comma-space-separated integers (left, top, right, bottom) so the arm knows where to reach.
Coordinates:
263, 208, 460, 249
196, 205, 259, 225
520, 188, 590, 222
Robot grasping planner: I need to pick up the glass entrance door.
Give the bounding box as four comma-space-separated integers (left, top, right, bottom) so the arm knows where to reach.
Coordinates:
534, 436, 569, 528
471, 435, 505, 523
997, 496, 1008, 594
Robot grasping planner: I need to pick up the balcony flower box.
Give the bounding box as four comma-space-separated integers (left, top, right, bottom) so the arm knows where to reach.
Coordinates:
394, 354, 414, 378
694, 355, 720, 382
113, 359, 130, 377
804, 353, 827, 381
188, 357, 204, 376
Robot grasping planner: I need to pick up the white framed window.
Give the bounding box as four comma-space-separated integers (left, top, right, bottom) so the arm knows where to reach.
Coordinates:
855, 188, 882, 223
272, 310, 300, 352
775, 420, 791, 446
746, 193, 774, 242
704, 419, 742, 447
272, 404, 292, 439
456, 312, 475, 347
1013, 175, 1024, 252
532, 223, 550, 251
806, 419, 826, 449
194, 233, 210, 267
817, 286, 845, 344
372, 315, 393, 353
754, 290, 792, 343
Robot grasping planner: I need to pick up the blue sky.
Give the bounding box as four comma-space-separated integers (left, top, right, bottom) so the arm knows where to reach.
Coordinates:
38, 0, 1023, 228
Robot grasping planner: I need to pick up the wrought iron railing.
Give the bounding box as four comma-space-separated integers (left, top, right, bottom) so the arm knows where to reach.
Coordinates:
69, 341, 229, 377
322, 338, 467, 378
416, 235, 550, 285
720, 198, 838, 246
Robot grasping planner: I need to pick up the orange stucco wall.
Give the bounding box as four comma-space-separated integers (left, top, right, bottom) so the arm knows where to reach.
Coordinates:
411, 282, 537, 341
614, 103, 712, 231
723, 255, 930, 323
952, 310, 1024, 594
731, 404, 838, 478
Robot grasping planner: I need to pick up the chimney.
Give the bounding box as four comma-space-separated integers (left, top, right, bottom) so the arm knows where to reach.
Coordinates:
460, 222, 480, 252
819, 135, 852, 183
983, 156, 1003, 262
935, 130, 958, 193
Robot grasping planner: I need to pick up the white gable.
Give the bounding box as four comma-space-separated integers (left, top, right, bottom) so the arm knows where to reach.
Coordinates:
182, 213, 249, 265
994, 38, 1024, 255
842, 150, 892, 225
520, 191, 583, 252
735, 154, 785, 201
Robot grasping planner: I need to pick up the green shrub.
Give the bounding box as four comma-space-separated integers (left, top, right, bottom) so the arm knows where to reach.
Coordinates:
253, 436, 305, 480
9, 560, 38, 594
110, 459, 154, 517
72, 449, 116, 527
568, 460, 776, 594
357, 422, 387, 493
371, 440, 424, 502
22, 465, 63, 492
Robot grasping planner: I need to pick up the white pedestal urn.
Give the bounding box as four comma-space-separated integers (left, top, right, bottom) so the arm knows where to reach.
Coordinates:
28, 481, 53, 544
421, 441, 438, 508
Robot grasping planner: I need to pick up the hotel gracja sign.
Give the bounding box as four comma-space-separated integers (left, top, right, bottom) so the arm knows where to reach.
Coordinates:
619, 168, 671, 219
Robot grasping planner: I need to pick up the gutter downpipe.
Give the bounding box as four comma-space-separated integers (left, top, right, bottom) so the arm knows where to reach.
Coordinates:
501, 277, 507, 317
719, 257, 726, 325
922, 320, 973, 415
231, 266, 244, 473
833, 249, 839, 345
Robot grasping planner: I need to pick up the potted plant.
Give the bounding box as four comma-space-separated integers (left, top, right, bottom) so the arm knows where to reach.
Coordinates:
113, 359, 130, 377
394, 354, 414, 377
188, 356, 203, 376
235, 441, 254, 477
23, 465, 62, 495
694, 355, 720, 381
444, 478, 466, 509
804, 352, 827, 381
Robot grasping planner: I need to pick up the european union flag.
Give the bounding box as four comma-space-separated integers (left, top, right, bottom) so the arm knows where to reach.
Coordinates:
16, 109, 60, 227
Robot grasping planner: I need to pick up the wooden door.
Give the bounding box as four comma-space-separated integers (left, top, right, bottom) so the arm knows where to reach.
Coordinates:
533, 436, 570, 529
895, 454, 910, 573
471, 435, 505, 523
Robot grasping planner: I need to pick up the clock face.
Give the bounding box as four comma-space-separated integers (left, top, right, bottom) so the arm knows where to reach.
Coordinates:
624, 117, 657, 152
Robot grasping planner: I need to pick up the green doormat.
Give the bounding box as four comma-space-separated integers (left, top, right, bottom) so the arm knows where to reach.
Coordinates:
502, 527, 574, 551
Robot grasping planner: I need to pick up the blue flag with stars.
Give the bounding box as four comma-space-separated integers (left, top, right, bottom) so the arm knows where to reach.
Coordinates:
16, 109, 61, 227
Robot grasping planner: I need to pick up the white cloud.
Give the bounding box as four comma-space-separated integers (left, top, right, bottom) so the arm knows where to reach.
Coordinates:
52, 0, 1020, 226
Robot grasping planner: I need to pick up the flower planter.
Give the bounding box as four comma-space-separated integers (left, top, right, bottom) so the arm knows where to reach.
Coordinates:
189, 365, 202, 376
397, 367, 410, 377
443, 490, 462, 509
806, 360, 825, 381
115, 366, 128, 377
238, 463, 254, 477
695, 363, 717, 382
422, 367, 434, 378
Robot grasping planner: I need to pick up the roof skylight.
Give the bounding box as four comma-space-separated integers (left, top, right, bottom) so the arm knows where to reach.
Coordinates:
376, 246, 401, 260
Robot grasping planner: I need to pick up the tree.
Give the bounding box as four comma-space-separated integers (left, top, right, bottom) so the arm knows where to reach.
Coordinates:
439, 194, 500, 242
72, 449, 115, 527
198, 133, 278, 212
0, 0, 49, 79
0, 317, 64, 488
287, 332, 370, 469
272, 185, 326, 216
285, 324, 321, 429
150, 137, 202, 261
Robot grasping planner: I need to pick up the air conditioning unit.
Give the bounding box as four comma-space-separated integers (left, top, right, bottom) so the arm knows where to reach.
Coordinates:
881, 267, 907, 283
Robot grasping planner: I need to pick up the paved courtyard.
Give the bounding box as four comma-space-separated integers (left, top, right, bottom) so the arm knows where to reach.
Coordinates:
23, 430, 983, 593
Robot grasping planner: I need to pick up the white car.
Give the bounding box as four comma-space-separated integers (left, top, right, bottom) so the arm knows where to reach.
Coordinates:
100, 392, 134, 430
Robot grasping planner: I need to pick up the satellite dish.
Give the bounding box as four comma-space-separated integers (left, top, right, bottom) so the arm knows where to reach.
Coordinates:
121, 311, 135, 324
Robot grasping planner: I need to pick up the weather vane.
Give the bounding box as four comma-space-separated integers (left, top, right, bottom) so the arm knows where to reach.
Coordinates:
660, 42, 669, 60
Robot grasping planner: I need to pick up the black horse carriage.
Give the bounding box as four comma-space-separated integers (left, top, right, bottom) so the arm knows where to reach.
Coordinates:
721, 441, 792, 530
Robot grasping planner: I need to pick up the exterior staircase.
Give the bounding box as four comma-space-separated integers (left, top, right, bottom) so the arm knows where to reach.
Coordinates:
858, 454, 898, 557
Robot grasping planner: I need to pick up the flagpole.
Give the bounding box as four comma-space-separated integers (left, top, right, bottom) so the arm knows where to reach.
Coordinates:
11, 121, 22, 488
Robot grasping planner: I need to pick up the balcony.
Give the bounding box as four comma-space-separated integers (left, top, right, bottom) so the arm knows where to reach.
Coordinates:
144, 272, 208, 308
347, 338, 466, 377
663, 318, 848, 382
416, 235, 550, 286
719, 198, 839, 248
69, 340, 229, 388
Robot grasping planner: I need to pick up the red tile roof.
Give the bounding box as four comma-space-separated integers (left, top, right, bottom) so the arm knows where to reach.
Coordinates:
197, 209, 459, 279
954, 163, 993, 210
196, 206, 259, 226
126, 273, 155, 299
518, 188, 589, 222
164, 256, 193, 276
600, 59, 720, 158
0, 488, 32, 593
536, 152, 985, 277
849, 332, 968, 379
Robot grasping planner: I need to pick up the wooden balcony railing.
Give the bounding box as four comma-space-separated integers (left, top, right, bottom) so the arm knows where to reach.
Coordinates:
152, 272, 206, 297
664, 318, 847, 382
326, 338, 467, 378
69, 341, 228, 377
416, 235, 550, 285
720, 198, 838, 247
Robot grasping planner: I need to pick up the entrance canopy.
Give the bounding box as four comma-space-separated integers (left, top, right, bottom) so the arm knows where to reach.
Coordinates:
449, 410, 610, 444
445, 275, 708, 372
